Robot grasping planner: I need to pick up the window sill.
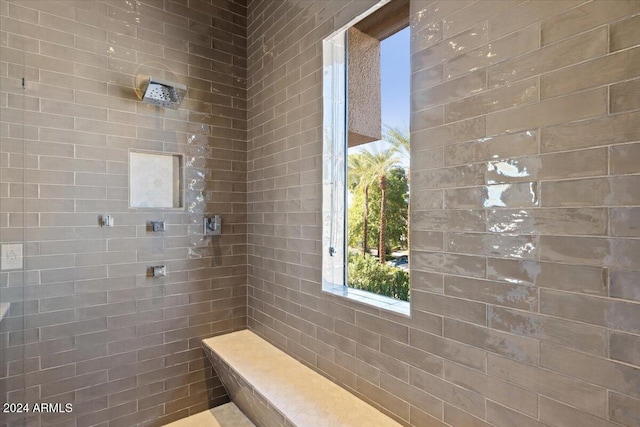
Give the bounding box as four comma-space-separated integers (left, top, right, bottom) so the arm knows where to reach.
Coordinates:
323, 285, 410, 317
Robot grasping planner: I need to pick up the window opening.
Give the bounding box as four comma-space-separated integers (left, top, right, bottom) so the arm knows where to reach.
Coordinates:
322, 0, 410, 314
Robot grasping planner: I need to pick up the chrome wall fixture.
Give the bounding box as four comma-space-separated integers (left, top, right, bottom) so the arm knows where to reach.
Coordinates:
204, 216, 222, 236
137, 75, 187, 109
150, 220, 166, 232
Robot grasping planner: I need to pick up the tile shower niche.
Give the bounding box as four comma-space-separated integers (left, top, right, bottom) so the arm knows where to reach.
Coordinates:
129, 151, 184, 208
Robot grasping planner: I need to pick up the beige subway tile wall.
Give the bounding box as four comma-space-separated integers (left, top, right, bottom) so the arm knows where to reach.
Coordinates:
2, 0, 640, 426
0, 0, 247, 426
247, 1, 640, 427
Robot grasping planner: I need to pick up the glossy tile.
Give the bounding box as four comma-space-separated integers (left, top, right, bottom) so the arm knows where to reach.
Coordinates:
487, 207, 608, 236
4, 1, 640, 426
445, 274, 537, 311
411, 291, 486, 329
488, 354, 608, 417
542, 0, 640, 46
380, 336, 443, 377
539, 397, 620, 427
381, 372, 443, 420
610, 331, 640, 367
413, 23, 488, 72
357, 343, 409, 381
413, 70, 486, 111
445, 361, 537, 417
444, 183, 538, 209
443, 404, 492, 427
486, 148, 608, 184
541, 176, 640, 207
486, 88, 607, 135
444, 318, 539, 364
444, 130, 538, 167
609, 392, 640, 427
0, 0, 248, 423
411, 21, 443, 55
412, 147, 444, 171
411, 270, 445, 295
487, 401, 547, 427
412, 208, 487, 232
541, 342, 640, 399
410, 366, 485, 418
412, 105, 445, 132
610, 208, 640, 238
610, 269, 640, 303
541, 46, 640, 98
411, 250, 486, 278
445, 77, 538, 122
611, 79, 640, 114
488, 305, 608, 356
445, 231, 538, 260
488, 27, 607, 88
445, 25, 539, 80
610, 13, 640, 52
443, 1, 520, 39
541, 289, 640, 334
610, 142, 640, 175
411, 65, 444, 93
487, 0, 583, 41
540, 235, 640, 269
412, 163, 485, 189
413, 116, 486, 150
247, 1, 640, 426
487, 257, 608, 295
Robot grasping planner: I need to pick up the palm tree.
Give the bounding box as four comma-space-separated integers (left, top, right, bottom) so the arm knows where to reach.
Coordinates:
384, 126, 409, 155
348, 153, 374, 255
384, 125, 410, 252
357, 146, 400, 264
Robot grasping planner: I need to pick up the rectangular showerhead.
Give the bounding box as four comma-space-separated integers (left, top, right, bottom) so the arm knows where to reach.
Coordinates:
139, 76, 187, 109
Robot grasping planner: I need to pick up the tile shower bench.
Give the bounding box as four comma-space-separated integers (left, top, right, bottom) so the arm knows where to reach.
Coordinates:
202, 330, 401, 427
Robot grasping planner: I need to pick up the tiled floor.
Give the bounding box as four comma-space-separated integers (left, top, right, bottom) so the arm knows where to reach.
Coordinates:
163, 402, 255, 427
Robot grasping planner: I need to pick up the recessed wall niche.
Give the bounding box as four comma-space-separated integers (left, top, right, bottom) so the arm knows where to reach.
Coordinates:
129, 151, 184, 209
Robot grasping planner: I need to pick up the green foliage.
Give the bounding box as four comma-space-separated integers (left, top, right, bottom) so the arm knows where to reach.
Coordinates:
346, 130, 410, 301
347, 253, 410, 301
348, 166, 408, 251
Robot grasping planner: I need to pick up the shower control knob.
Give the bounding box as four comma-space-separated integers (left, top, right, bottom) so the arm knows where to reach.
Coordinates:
101, 215, 114, 227
204, 215, 222, 236
150, 221, 166, 232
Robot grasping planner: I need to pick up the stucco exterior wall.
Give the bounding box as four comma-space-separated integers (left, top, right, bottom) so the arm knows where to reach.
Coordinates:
347, 26, 381, 147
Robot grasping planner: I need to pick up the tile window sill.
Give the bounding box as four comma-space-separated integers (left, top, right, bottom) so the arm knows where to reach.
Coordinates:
323, 285, 410, 317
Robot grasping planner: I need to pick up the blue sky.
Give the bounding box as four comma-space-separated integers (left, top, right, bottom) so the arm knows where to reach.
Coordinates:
348, 26, 410, 166
381, 27, 410, 131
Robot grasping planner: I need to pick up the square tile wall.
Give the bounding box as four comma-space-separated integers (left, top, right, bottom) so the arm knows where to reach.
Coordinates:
246, 1, 640, 426
0, 0, 248, 426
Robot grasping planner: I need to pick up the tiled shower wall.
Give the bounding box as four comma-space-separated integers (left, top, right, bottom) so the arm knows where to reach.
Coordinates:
0, 0, 247, 426
1, 1, 639, 427
247, 1, 640, 427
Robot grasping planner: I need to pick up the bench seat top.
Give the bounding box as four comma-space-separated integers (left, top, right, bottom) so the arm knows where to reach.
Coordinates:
203, 330, 402, 427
